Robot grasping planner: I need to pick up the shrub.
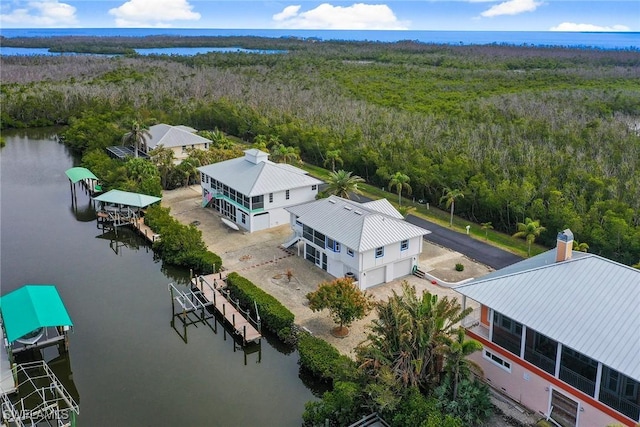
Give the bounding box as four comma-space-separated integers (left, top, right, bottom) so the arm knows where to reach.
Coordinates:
225, 272, 294, 340
455, 263, 465, 272
389, 388, 463, 427
434, 377, 493, 426
298, 332, 358, 382
302, 381, 365, 427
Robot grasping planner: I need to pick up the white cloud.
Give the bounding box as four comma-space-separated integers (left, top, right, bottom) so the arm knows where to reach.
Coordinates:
273, 5, 301, 22
480, 0, 542, 17
272, 3, 409, 30
549, 22, 630, 32
109, 0, 200, 28
1, 0, 77, 27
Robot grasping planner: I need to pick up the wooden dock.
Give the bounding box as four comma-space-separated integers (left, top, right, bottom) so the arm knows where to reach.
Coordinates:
132, 217, 160, 243
192, 274, 262, 345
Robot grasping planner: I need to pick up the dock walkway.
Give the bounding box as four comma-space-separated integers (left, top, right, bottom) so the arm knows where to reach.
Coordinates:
192, 274, 262, 345
0, 328, 16, 394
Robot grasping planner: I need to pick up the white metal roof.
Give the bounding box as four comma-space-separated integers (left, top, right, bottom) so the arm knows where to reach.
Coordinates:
455, 252, 640, 380
197, 151, 322, 197
286, 195, 430, 252
147, 124, 211, 149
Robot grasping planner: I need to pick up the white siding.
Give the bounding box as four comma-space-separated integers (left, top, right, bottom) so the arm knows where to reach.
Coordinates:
364, 266, 386, 289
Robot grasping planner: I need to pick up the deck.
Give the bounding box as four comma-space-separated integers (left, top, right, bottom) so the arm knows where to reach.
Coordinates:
192, 274, 262, 344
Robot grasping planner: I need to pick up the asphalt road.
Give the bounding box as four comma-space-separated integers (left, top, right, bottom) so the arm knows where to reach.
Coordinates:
404, 215, 523, 270
354, 193, 522, 270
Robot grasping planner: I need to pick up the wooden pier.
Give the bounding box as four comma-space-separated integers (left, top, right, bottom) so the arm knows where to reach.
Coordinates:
187, 274, 262, 345
97, 210, 160, 243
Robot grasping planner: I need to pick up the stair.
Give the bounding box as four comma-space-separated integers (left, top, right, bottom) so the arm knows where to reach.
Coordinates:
413, 267, 426, 279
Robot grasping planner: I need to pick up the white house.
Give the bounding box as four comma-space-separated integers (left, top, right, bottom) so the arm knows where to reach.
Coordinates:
285, 195, 430, 289
144, 124, 211, 163
198, 149, 323, 233
455, 230, 640, 427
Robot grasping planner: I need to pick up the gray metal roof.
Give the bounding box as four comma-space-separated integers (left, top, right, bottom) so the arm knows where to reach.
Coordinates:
197, 151, 322, 197
455, 252, 640, 380
286, 196, 430, 252
147, 124, 211, 149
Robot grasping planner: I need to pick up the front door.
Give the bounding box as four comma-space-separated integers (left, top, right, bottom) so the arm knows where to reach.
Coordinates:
549, 388, 579, 427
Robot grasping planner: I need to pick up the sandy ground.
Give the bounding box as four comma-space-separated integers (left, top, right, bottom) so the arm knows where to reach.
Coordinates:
162, 185, 539, 426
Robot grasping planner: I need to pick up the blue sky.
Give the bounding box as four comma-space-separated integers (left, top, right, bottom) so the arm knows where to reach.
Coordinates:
0, 0, 638, 31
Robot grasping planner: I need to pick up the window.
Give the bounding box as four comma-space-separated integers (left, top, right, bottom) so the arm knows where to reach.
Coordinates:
492, 312, 523, 356
285, 190, 290, 200
240, 212, 247, 224
483, 349, 512, 372
375, 247, 384, 258
181, 145, 187, 153
326, 238, 341, 252
269, 193, 273, 203
401, 240, 409, 251
312, 185, 317, 190
347, 248, 354, 257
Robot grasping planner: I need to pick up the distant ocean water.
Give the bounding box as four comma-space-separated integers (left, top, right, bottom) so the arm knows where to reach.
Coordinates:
1, 28, 639, 50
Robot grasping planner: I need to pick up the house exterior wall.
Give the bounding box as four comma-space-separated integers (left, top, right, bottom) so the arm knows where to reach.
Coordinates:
291, 217, 421, 289
467, 330, 636, 427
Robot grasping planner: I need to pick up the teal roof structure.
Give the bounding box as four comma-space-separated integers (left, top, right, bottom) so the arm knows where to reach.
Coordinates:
65, 167, 98, 183
93, 189, 161, 208
0, 285, 73, 343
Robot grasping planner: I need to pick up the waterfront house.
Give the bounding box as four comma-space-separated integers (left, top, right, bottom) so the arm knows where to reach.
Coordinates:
198, 149, 323, 233
285, 195, 430, 289
455, 229, 640, 427
143, 124, 212, 163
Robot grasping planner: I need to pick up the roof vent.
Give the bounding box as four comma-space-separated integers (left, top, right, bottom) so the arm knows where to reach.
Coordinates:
354, 210, 363, 215
329, 199, 336, 204
344, 206, 352, 211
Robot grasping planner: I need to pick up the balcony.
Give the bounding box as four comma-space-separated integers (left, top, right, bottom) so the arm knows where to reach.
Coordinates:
524, 349, 556, 375
599, 388, 640, 421
559, 365, 596, 397
462, 309, 489, 340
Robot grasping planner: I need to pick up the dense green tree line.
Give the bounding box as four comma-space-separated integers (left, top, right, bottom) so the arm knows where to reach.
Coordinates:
1, 38, 639, 264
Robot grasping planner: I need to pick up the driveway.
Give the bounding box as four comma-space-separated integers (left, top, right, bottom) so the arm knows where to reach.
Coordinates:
355, 194, 522, 269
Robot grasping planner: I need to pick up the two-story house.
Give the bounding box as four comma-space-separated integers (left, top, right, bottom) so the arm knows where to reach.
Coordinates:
455, 230, 640, 427
198, 149, 323, 233
145, 124, 212, 164
285, 195, 430, 289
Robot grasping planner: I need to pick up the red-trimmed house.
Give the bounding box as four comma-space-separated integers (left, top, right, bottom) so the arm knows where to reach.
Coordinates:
455, 230, 640, 427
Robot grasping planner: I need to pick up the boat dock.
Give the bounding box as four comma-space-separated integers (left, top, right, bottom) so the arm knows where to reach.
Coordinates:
170, 274, 262, 345
1, 325, 17, 395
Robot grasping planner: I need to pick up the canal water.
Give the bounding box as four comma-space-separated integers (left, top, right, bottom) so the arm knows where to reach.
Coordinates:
0, 128, 318, 426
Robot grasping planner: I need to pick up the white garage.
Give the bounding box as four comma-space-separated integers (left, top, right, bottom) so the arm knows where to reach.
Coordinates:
364, 266, 386, 289
393, 258, 413, 280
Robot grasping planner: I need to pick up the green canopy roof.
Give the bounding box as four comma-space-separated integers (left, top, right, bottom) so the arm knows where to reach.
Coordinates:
0, 285, 73, 343
65, 167, 98, 183
93, 189, 161, 208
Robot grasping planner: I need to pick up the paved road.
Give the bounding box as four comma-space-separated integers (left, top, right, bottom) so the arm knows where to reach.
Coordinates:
404, 215, 523, 270
355, 193, 522, 269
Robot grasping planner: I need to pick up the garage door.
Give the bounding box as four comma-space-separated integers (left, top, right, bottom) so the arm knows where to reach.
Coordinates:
393, 258, 413, 280
364, 266, 385, 289
252, 212, 270, 232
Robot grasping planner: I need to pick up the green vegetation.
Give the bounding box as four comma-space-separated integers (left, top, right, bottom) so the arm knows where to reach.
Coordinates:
297, 332, 357, 382
306, 277, 374, 337
144, 205, 222, 274
225, 272, 295, 341
455, 263, 464, 272
4, 37, 635, 264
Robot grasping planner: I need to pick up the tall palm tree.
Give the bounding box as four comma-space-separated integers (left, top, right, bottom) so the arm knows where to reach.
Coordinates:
513, 217, 546, 257
122, 121, 151, 158
388, 172, 411, 205
324, 149, 343, 172
149, 145, 175, 189
440, 188, 464, 227
481, 222, 493, 240
325, 170, 364, 199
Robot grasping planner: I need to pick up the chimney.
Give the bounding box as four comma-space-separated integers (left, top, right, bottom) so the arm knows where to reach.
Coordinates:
556, 229, 574, 262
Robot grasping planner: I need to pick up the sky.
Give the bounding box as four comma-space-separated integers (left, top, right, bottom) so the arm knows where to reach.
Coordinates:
0, 0, 638, 32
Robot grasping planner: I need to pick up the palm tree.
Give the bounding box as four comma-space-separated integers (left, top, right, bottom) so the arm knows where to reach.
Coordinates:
388, 172, 411, 205
324, 149, 343, 172
440, 188, 464, 227
513, 217, 546, 257
443, 328, 483, 400
270, 144, 301, 164
122, 121, 151, 158
573, 240, 589, 252
207, 128, 233, 149
149, 145, 175, 189
481, 222, 493, 240
325, 170, 364, 199
356, 282, 473, 392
